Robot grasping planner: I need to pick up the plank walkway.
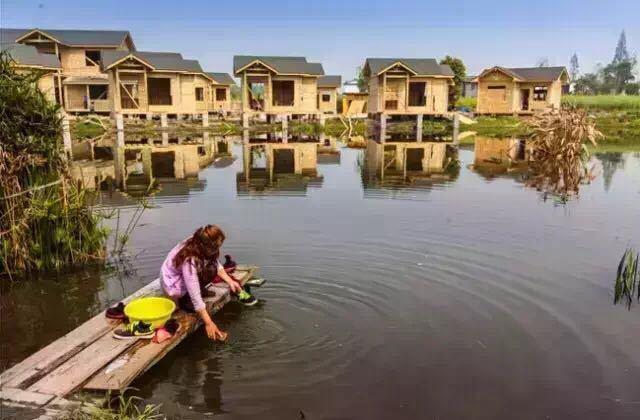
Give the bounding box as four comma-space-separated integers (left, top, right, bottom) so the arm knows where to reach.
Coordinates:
0, 266, 258, 418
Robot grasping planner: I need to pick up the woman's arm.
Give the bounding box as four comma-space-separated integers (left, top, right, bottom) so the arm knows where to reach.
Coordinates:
217, 264, 242, 293
183, 259, 226, 340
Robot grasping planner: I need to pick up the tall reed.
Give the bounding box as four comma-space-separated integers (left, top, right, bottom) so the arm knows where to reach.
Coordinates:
0, 51, 108, 277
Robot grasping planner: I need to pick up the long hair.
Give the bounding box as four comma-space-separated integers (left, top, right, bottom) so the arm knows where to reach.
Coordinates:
173, 225, 226, 273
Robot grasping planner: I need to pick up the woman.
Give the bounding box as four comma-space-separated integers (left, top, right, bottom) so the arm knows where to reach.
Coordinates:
160, 225, 242, 341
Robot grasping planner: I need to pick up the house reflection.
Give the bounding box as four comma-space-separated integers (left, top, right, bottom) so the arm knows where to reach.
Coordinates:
361, 135, 459, 196
317, 134, 341, 165
469, 137, 528, 180
236, 132, 323, 197
69, 132, 234, 202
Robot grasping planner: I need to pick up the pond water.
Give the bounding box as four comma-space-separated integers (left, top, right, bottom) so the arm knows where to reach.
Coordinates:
1, 133, 639, 419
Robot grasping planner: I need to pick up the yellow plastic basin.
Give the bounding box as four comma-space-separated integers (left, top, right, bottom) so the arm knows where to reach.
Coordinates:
124, 297, 176, 329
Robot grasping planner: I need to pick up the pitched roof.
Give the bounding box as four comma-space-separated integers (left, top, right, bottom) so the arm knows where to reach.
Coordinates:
3, 28, 133, 48
1, 43, 60, 69
478, 66, 568, 82
233, 55, 324, 76
364, 58, 454, 77
206, 72, 236, 85
101, 50, 203, 72
318, 75, 342, 88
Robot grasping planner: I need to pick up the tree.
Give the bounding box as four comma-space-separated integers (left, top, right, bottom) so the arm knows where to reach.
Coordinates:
439, 56, 466, 106
607, 30, 638, 93
536, 57, 550, 67
569, 53, 580, 81
573, 73, 601, 95
613, 30, 631, 64
355, 66, 366, 93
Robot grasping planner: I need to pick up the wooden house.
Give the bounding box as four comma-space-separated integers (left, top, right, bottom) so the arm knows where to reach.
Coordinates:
1, 42, 62, 103
233, 55, 325, 117
474, 66, 569, 114
363, 58, 454, 116
101, 50, 215, 116
461, 76, 478, 98
205, 72, 236, 114
2, 28, 134, 113
317, 75, 341, 115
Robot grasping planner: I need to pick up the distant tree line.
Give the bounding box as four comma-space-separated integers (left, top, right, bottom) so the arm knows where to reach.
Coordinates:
571, 31, 639, 95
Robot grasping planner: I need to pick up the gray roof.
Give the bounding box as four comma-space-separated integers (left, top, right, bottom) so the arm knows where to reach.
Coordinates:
479, 66, 568, 82
318, 75, 342, 88
206, 72, 236, 85
1, 28, 132, 48
506, 67, 568, 82
365, 58, 454, 77
101, 50, 203, 72
233, 56, 324, 76
1, 43, 60, 69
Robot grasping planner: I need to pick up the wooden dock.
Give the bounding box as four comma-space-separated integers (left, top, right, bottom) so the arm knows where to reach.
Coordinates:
0, 266, 258, 418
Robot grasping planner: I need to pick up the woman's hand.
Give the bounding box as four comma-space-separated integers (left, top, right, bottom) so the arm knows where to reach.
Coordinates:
205, 321, 228, 341
226, 279, 242, 294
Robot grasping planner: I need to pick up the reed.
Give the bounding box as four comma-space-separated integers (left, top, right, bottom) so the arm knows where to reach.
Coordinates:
525, 108, 603, 197
614, 249, 640, 310
0, 51, 108, 277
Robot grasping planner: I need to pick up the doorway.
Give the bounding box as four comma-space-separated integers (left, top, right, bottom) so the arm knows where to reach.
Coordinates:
520, 89, 530, 111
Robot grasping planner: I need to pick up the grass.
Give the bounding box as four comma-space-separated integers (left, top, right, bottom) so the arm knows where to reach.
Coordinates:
562, 95, 640, 111
461, 116, 530, 138
61, 393, 163, 420
614, 248, 639, 310
456, 96, 477, 109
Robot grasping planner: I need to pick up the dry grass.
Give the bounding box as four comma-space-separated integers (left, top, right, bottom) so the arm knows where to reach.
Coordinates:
526, 109, 603, 196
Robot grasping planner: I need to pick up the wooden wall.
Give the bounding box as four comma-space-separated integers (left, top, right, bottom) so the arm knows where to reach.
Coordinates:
368, 74, 450, 115
476, 71, 516, 114
317, 87, 337, 114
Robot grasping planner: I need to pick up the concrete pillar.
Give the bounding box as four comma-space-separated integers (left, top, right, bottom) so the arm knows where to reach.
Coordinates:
319, 113, 326, 127
242, 113, 250, 129
160, 113, 168, 128
281, 114, 289, 131
146, 113, 153, 121
202, 112, 209, 128
115, 112, 124, 130
162, 131, 169, 146
416, 114, 423, 142
453, 113, 460, 144
61, 113, 72, 158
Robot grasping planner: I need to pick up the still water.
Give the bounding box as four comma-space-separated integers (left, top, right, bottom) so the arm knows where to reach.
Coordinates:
1, 133, 639, 419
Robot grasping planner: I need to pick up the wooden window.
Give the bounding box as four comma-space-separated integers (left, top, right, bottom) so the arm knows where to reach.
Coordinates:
408, 82, 426, 107
195, 87, 204, 101
216, 88, 227, 101
88, 85, 108, 100
533, 86, 548, 101
148, 78, 172, 105
272, 80, 294, 106
385, 100, 398, 110
322, 94, 331, 102
85, 50, 101, 66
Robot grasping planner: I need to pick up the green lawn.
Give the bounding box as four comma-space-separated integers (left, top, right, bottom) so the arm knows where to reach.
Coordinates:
562, 95, 640, 111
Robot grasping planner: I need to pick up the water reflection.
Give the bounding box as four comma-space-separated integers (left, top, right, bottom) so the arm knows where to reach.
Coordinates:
361, 137, 459, 199
469, 137, 529, 180
69, 132, 236, 204
236, 132, 324, 197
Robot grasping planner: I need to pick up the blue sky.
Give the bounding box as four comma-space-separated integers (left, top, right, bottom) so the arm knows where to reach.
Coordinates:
2, 0, 638, 79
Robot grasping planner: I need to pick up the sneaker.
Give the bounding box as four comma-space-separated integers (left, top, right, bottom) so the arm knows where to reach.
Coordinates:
113, 321, 154, 340
106, 302, 126, 320
237, 288, 258, 306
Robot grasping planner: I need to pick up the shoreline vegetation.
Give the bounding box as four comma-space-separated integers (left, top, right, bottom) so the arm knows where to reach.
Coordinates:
0, 52, 108, 278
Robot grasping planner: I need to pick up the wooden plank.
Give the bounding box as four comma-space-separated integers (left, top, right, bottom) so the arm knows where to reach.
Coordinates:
27, 330, 138, 397
0, 280, 161, 389
0, 387, 55, 406
84, 267, 256, 392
